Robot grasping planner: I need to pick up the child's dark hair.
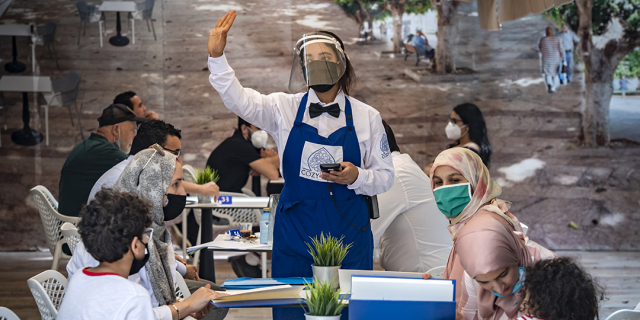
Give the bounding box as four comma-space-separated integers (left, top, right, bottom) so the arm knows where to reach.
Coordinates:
79, 188, 153, 263
521, 257, 605, 320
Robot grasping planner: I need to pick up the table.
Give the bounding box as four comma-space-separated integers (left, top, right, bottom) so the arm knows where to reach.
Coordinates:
185, 197, 270, 282
206, 234, 272, 279
0, 24, 33, 73
99, 1, 136, 47
0, 76, 51, 145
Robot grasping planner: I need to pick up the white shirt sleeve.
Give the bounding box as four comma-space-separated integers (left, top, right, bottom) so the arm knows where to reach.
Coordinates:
116, 294, 156, 320
371, 154, 408, 247
347, 113, 395, 196
207, 54, 285, 139
152, 305, 173, 320
66, 241, 99, 280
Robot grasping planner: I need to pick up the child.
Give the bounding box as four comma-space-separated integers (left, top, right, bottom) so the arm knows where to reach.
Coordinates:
517, 257, 605, 320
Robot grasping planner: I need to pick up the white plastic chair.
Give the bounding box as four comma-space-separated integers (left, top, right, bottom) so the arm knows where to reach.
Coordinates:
425, 265, 446, 279
605, 309, 640, 320
174, 272, 191, 299
61, 223, 81, 254
181, 165, 198, 257
27, 270, 67, 320
0, 307, 20, 320
30, 186, 81, 270
192, 192, 261, 266
40, 71, 84, 146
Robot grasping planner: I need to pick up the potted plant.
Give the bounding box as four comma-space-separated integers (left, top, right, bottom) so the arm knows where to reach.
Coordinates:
302, 278, 347, 320
194, 166, 220, 203
305, 232, 352, 289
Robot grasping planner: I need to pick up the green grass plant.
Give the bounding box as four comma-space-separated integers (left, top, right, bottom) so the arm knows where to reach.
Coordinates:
303, 278, 346, 317
305, 232, 352, 267
194, 166, 220, 184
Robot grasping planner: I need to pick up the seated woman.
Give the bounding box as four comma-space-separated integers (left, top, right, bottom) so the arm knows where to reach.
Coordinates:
67, 147, 228, 320
424, 103, 491, 174
426, 148, 554, 317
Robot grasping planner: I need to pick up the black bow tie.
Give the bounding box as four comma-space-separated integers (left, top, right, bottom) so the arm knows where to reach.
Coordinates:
309, 102, 340, 119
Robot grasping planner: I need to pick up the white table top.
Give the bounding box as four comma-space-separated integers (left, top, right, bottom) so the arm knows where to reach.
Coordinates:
0, 76, 51, 93
99, 1, 136, 12
0, 24, 31, 37
186, 197, 270, 209
208, 234, 273, 251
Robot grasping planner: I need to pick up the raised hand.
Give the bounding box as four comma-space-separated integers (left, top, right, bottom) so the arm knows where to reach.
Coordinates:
208, 10, 237, 58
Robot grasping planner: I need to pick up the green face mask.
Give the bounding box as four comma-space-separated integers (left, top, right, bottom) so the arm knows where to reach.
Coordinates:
434, 183, 472, 219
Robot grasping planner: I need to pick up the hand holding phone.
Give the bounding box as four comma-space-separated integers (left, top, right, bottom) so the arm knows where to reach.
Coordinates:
320, 163, 342, 173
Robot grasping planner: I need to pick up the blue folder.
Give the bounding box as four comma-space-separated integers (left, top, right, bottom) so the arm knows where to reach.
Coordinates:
221, 277, 313, 289
348, 275, 456, 320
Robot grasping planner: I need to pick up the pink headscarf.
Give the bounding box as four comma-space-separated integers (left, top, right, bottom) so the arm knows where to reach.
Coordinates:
430, 148, 523, 303
455, 212, 534, 319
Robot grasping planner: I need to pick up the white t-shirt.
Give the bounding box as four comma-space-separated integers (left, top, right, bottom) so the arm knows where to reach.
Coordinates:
67, 241, 180, 320
372, 152, 453, 272
57, 267, 154, 320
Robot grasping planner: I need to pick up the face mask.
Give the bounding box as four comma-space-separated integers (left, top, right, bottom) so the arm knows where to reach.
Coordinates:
303, 60, 342, 89
491, 267, 526, 298
249, 129, 269, 149
129, 240, 149, 275
433, 183, 472, 219
163, 193, 186, 221
310, 84, 335, 93
445, 122, 467, 140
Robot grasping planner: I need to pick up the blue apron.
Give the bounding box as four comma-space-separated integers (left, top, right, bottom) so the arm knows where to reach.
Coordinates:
272, 93, 373, 320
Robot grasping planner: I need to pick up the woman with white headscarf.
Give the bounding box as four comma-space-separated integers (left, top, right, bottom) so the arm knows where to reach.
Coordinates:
112, 147, 230, 320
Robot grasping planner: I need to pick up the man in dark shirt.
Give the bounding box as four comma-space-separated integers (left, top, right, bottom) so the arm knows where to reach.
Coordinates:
206, 117, 279, 193
58, 104, 145, 217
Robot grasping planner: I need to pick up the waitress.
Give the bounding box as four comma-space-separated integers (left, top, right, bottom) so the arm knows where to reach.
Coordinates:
206, 11, 394, 318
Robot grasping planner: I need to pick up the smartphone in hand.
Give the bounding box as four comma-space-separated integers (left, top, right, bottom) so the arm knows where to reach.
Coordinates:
319, 163, 342, 173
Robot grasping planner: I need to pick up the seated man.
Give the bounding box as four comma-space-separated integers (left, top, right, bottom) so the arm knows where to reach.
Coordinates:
371, 121, 452, 272
58, 189, 222, 320
206, 116, 280, 193
411, 30, 435, 60
58, 104, 144, 217
114, 90, 160, 120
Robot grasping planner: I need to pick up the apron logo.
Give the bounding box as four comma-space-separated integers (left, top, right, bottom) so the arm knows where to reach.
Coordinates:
300, 142, 343, 182
380, 133, 391, 159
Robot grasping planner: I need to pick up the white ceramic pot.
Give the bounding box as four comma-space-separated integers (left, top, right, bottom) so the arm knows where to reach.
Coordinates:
312, 265, 340, 289
304, 314, 341, 320
197, 194, 213, 204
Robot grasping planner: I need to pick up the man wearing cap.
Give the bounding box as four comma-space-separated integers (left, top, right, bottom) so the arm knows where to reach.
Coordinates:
58, 104, 146, 217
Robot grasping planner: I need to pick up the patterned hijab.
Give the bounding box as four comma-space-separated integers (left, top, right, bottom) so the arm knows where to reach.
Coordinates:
429, 148, 522, 240
455, 212, 533, 319
113, 148, 178, 305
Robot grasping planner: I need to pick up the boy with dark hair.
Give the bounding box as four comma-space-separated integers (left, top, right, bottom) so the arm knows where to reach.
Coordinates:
58, 189, 155, 319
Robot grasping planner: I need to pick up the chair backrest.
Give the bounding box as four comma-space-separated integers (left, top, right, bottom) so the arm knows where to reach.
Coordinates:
51, 71, 81, 107
27, 270, 67, 320
36, 21, 56, 46
605, 309, 640, 320
210, 192, 260, 229
76, 0, 95, 22
136, 0, 154, 19
61, 223, 80, 254
182, 164, 197, 183
425, 265, 446, 279
30, 186, 81, 254
0, 307, 20, 320
174, 272, 191, 299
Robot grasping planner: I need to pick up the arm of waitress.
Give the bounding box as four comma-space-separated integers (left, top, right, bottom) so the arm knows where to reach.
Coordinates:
207, 10, 283, 139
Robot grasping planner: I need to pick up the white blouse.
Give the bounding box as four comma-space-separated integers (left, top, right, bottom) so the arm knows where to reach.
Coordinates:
207, 54, 394, 196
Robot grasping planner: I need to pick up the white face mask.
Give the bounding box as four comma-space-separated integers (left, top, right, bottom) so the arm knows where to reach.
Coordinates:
250, 130, 269, 149
445, 122, 467, 140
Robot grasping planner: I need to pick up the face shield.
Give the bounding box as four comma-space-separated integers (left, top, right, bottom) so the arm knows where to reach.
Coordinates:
288, 33, 348, 94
